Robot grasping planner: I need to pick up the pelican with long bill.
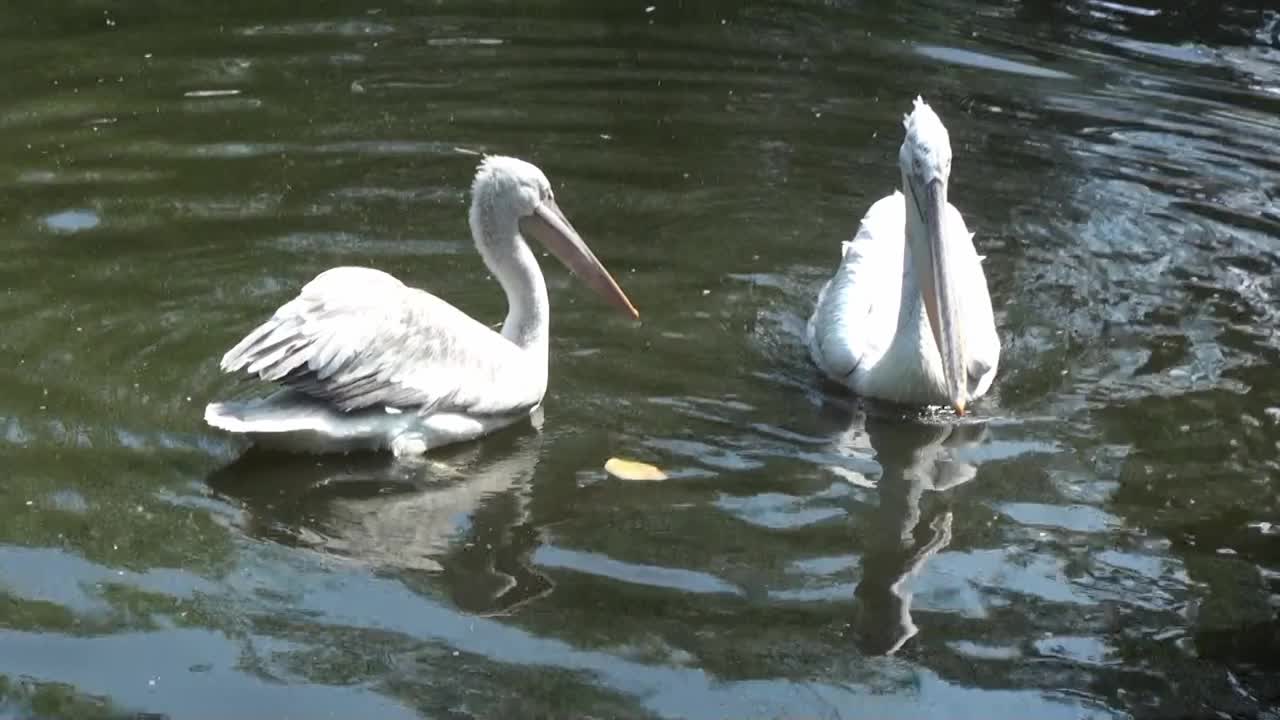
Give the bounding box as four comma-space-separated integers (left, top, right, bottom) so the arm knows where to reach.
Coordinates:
205, 155, 638, 456
807, 98, 1000, 414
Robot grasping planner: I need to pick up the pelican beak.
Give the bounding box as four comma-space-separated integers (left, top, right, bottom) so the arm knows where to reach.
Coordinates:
917, 177, 968, 415
519, 197, 639, 319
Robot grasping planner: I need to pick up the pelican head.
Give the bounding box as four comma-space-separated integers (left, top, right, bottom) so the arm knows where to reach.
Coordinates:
898, 98, 967, 414
469, 155, 638, 319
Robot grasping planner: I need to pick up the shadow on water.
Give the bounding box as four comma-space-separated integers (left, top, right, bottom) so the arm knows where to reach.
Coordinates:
845, 411, 988, 657
206, 420, 553, 616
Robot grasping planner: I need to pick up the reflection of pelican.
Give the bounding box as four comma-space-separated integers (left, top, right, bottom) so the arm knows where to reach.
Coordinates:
807, 98, 999, 415
820, 406, 985, 655
207, 420, 551, 614
206, 156, 638, 456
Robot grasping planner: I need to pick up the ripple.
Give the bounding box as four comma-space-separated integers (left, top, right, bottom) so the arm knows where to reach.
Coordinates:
1034, 635, 1116, 666
948, 641, 1023, 661
182, 89, 243, 98
919, 549, 1087, 617
426, 37, 504, 47
0, 629, 420, 720
533, 545, 742, 596
715, 489, 848, 530
119, 141, 289, 159
17, 169, 167, 186
645, 437, 764, 472
914, 45, 1076, 79
236, 20, 397, 37
41, 209, 99, 233
180, 96, 264, 113
997, 502, 1122, 533
271, 231, 464, 257
787, 554, 856, 577
0, 546, 215, 614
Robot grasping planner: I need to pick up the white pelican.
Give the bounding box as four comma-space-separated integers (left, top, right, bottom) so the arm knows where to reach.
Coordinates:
205, 155, 638, 456
806, 98, 999, 414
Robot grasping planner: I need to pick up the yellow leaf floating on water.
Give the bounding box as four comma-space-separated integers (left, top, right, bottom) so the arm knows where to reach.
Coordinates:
604, 457, 668, 482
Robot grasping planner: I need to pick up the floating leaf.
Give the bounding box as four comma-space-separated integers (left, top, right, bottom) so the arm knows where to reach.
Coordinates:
604, 457, 668, 482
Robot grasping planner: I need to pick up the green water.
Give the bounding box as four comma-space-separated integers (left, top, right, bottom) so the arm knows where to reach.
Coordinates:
1, 1, 1278, 718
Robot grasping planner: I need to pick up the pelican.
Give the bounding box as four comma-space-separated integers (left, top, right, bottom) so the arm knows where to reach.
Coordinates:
806, 98, 999, 414
205, 155, 638, 456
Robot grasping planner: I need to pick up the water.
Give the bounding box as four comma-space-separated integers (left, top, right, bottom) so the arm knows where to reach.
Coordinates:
1, 1, 1278, 717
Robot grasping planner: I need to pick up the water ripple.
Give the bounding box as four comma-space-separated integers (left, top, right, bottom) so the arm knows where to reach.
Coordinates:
0, 0, 1277, 717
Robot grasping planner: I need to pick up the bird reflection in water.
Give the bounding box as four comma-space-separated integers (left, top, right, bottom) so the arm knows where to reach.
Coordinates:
206, 412, 551, 615
818, 399, 987, 656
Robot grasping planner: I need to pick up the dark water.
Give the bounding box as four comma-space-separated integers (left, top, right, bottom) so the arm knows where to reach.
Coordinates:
1, 1, 1279, 718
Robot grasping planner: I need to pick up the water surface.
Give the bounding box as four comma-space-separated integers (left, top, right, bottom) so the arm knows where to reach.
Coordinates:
1, 1, 1279, 718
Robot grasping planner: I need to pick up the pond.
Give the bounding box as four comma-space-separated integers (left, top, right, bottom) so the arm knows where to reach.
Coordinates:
0, 1, 1278, 718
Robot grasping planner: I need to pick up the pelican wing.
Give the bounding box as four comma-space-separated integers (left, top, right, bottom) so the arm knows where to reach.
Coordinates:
806, 192, 999, 399
220, 267, 538, 416
806, 192, 907, 379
